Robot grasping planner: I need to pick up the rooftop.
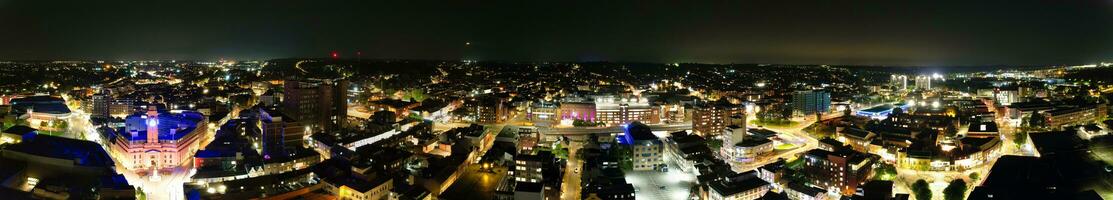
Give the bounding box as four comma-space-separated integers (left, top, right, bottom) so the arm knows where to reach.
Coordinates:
4, 134, 114, 167
121, 110, 206, 141
10, 96, 71, 115
708, 171, 770, 196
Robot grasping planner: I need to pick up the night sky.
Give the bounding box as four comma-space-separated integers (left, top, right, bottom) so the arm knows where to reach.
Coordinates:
2, 1, 1112, 66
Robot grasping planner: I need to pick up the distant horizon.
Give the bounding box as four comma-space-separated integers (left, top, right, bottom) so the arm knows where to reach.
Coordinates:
0, 57, 1096, 68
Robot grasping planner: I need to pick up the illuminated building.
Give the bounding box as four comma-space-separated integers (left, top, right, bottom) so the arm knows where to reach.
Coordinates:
853, 103, 909, 120
464, 95, 508, 124
249, 108, 309, 153
691, 100, 745, 136
526, 101, 558, 122
90, 93, 111, 118
801, 146, 876, 195
283, 78, 349, 132
594, 96, 659, 126
792, 90, 831, 116
1043, 103, 1107, 128
513, 151, 554, 183
889, 75, 908, 91
621, 122, 662, 171
9, 96, 71, 133
914, 75, 932, 90
556, 102, 595, 122
706, 171, 771, 200
110, 107, 208, 170
721, 125, 773, 163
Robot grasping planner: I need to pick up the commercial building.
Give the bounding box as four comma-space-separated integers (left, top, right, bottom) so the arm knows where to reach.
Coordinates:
8, 96, 72, 133
692, 100, 745, 136
249, 108, 309, 153
110, 107, 208, 170
792, 90, 831, 116
1043, 103, 1107, 128
965, 122, 999, 138
283, 78, 349, 132
465, 95, 508, 124
722, 125, 773, 163
526, 101, 559, 122
595, 96, 659, 126
889, 75, 908, 91
914, 75, 932, 90
90, 93, 111, 118
556, 102, 596, 122
621, 122, 663, 171
785, 183, 829, 200
801, 147, 876, 195
706, 171, 771, 200
1, 134, 133, 199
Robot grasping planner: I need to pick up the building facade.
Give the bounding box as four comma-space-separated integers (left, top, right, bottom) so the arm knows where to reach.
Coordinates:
792, 90, 831, 116
622, 122, 663, 171
110, 107, 208, 170
801, 148, 876, 195
692, 101, 745, 136
283, 78, 349, 132
595, 96, 659, 126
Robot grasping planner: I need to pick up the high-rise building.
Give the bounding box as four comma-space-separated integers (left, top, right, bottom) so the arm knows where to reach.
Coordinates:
621, 122, 662, 171
91, 92, 111, 119
890, 75, 908, 91
801, 147, 877, 195
251, 108, 309, 154
466, 95, 508, 124
691, 100, 745, 136
914, 75, 932, 90
792, 90, 831, 116
283, 78, 349, 133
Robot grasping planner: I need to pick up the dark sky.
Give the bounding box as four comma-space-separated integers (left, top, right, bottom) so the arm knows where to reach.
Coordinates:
2, 1, 1113, 66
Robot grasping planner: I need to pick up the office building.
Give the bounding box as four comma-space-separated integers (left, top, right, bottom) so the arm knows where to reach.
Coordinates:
706, 171, 771, 200
595, 96, 659, 126
692, 100, 745, 136
722, 125, 773, 163
1043, 103, 1108, 128
283, 78, 349, 132
801, 147, 876, 195
621, 122, 663, 171
465, 95, 508, 124
792, 90, 831, 116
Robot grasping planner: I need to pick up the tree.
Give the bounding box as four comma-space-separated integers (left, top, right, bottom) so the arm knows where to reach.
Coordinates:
968, 172, 980, 182
1014, 131, 1029, 147
707, 138, 724, 150
1027, 112, 1047, 129
612, 145, 633, 171
873, 163, 897, 180
912, 179, 932, 200
944, 179, 968, 200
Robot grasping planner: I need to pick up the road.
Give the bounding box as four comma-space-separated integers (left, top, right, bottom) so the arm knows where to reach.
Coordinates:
538, 123, 692, 135
727, 118, 821, 172
560, 141, 584, 200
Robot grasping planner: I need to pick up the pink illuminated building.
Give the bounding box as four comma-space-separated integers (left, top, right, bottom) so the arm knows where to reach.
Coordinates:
110, 106, 208, 171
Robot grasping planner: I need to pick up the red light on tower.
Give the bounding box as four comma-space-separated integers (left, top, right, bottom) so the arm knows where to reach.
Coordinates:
330, 51, 339, 59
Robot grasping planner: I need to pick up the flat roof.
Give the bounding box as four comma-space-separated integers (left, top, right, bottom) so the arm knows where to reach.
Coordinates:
4, 134, 114, 167
708, 171, 769, 196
